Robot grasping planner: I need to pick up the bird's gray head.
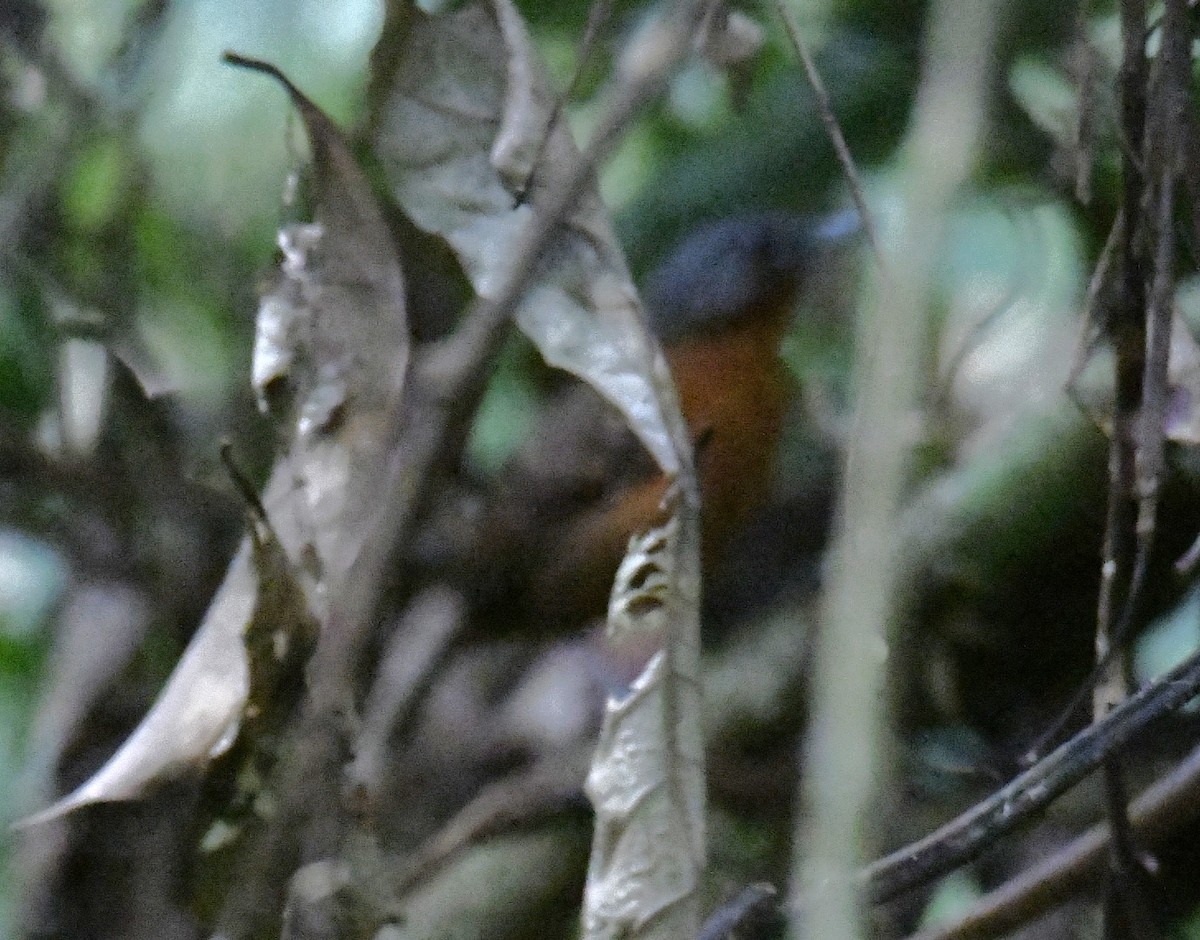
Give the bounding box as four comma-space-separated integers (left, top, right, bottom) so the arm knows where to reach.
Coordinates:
642, 209, 859, 341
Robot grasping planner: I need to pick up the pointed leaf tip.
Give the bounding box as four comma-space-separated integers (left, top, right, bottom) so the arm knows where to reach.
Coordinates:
222, 51, 288, 87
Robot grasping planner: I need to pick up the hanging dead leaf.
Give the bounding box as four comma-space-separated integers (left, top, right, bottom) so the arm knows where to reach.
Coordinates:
227, 53, 410, 604
21, 514, 314, 825
607, 513, 682, 646
582, 510, 705, 940
373, 0, 682, 477
22, 57, 408, 821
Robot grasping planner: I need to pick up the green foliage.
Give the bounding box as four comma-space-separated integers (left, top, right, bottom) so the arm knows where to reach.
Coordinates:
0, 285, 54, 425
60, 135, 128, 233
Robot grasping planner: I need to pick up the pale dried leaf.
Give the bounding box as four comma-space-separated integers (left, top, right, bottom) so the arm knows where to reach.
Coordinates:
23, 60, 408, 820
23, 470, 327, 825
21, 540, 259, 824
607, 515, 680, 645
583, 513, 705, 940
373, 0, 679, 475
238, 55, 410, 603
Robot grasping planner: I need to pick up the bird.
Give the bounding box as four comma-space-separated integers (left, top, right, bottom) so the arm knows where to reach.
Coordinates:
469, 209, 859, 635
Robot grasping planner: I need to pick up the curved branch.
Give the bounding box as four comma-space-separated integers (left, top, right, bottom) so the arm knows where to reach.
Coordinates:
858, 646, 1200, 904
909, 738, 1200, 940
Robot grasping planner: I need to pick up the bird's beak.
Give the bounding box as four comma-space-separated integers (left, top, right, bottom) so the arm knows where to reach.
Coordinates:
812, 208, 861, 246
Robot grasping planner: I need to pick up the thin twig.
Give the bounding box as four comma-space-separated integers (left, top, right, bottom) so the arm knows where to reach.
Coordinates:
1073, 1, 1098, 204
907, 737, 1200, 940
1100, 761, 1159, 939
793, 3, 1002, 936
1108, 0, 1184, 646
853, 642, 1200, 905
1097, 2, 1190, 922
515, 0, 613, 206
218, 439, 268, 525
391, 750, 591, 897
774, 0, 882, 265
1088, 3, 1151, 924
1093, 0, 1146, 716
699, 883, 780, 940
1175, 530, 1200, 575
1028, 214, 1144, 767
1130, 0, 1187, 602
1067, 210, 1124, 397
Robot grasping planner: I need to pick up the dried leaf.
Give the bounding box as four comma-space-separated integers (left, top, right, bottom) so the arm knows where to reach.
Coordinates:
583, 512, 705, 940
23, 59, 408, 820
28, 466, 322, 825
20, 525, 298, 824
373, 0, 680, 476
607, 514, 682, 646
232, 53, 410, 604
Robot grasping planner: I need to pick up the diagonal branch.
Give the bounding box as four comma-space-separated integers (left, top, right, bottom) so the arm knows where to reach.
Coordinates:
908, 736, 1200, 940
774, 0, 882, 265
858, 643, 1200, 905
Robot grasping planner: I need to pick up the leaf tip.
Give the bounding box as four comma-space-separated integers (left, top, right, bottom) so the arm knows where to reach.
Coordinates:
12, 792, 94, 830
221, 49, 260, 70
221, 51, 297, 98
